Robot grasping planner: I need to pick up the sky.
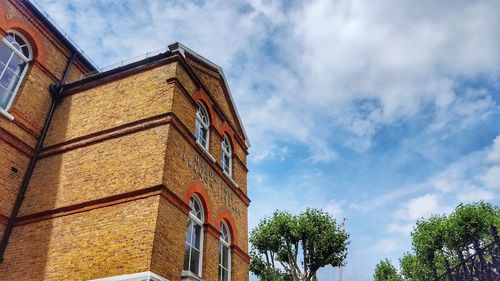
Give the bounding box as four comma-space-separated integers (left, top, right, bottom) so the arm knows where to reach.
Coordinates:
34, 0, 500, 280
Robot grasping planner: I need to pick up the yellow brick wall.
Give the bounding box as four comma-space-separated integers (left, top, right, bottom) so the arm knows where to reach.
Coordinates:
163, 126, 248, 251
0, 196, 159, 281
150, 197, 188, 281
0, 141, 29, 216
44, 63, 176, 146
20, 126, 169, 216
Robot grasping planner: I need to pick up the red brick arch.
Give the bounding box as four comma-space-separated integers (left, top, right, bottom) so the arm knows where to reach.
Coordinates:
218, 123, 235, 153
184, 180, 213, 224
0, 16, 47, 65
215, 210, 238, 246
193, 91, 215, 125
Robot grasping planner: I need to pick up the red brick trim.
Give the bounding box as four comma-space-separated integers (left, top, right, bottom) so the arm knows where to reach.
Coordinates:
0, 214, 9, 226
33, 60, 60, 83
0, 20, 46, 65
167, 76, 248, 155
40, 113, 173, 158
170, 115, 250, 206
15, 185, 168, 226
10, 108, 41, 136
167, 78, 197, 107
176, 57, 249, 152
233, 155, 249, 172
184, 181, 214, 224
62, 55, 180, 97
161, 187, 191, 216
6, 0, 93, 74
204, 223, 220, 239
193, 91, 216, 125
215, 210, 238, 247
36, 112, 250, 206
231, 245, 250, 264
184, 55, 248, 150
0, 127, 34, 157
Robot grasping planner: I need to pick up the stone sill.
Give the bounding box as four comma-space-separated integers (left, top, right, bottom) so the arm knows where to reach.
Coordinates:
89, 271, 169, 281
196, 141, 216, 163
0, 108, 14, 121
181, 270, 205, 281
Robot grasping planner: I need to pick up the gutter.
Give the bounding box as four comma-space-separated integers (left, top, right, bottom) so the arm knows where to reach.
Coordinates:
0, 52, 77, 263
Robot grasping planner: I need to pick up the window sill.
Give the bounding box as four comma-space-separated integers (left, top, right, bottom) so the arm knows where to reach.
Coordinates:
196, 141, 216, 163
223, 171, 239, 188
0, 108, 14, 121
181, 270, 205, 281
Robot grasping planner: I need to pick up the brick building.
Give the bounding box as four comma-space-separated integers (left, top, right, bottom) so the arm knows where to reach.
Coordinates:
0, 0, 250, 280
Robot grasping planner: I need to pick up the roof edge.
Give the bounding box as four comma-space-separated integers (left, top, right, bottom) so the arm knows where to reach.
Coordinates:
168, 42, 250, 148
24, 0, 97, 71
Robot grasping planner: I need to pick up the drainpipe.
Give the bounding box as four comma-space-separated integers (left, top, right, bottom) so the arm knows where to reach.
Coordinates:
0, 52, 77, 263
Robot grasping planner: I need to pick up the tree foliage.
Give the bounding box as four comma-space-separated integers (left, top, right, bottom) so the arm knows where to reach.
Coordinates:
376, 201, 500, 280
374, 259, 402, 281
249, 208, 349, 281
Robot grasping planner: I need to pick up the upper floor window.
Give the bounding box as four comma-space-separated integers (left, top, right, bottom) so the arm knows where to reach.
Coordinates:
221, 135, 232, 176
195, 102, 210, 150
1, 31, 32, 111
218, 222, 231, 281
184, 195, 205, 277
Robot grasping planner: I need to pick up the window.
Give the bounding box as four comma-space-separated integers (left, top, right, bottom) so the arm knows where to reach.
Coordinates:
184, 195, 205, 276
195, 102, 210, 149
221, 135, 232, 176
218, 222, 231, 281
1, 31, 31, 111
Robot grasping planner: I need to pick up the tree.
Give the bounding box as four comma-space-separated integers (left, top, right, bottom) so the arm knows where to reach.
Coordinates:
376, 201, 500, 280
374, 259, 402, 281
250, 209, 349, 281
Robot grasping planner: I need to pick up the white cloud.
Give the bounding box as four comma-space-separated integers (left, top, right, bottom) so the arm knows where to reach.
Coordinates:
480, 165, 500, 189
457, 187, 495, 202
386, 223, 414, 236
487, 136, 500, 163
394, 194, 441, 221
37, 0, 500, 163
324, 201, 344, 221
371, 238, 401, 254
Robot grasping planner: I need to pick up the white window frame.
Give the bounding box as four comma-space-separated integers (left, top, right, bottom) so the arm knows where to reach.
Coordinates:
218, 221, 231, 281
194, 102, 210, 150
221, 135, 232, 177
0, 30, 32, 112
184, 195, 205, 277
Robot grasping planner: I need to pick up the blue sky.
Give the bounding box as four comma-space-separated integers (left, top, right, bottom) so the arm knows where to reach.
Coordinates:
35, 0, 500, 280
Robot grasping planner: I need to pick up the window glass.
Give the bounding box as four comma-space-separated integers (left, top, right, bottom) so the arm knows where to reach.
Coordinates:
219, 222, 231, 281
184, 195, 205, 276
222, 136, 232, 175
0, 32, 31, 111
195, 103, 210, 149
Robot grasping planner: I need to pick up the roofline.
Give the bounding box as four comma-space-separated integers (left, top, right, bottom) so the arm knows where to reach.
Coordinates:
24, 0, 97, 71
168, 42, 250, 148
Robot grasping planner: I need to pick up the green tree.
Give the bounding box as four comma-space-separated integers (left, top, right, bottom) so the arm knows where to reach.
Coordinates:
249, 209, 349, 281
374, 259, 402, 281
377, 201, 500, 280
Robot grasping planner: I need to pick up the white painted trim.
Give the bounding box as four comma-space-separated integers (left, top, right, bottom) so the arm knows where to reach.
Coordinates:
89, 271, 169, 281
196, 141, 216, 163
0, 108, 14, 120
224, 171, 239, 189
181, 270, 205, 281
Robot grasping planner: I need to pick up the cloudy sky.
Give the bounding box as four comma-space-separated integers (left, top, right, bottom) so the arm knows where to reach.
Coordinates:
35, 0, 500, 280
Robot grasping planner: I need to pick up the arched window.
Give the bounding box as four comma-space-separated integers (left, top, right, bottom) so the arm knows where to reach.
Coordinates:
0, 31, 32, 111
195, 102, 210, 149
184, 195, 205, 276
218, 222, 231, 281
221, 135, 232, 176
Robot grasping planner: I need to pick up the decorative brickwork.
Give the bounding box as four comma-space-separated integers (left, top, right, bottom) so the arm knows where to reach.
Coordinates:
0, 1, 250, 280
